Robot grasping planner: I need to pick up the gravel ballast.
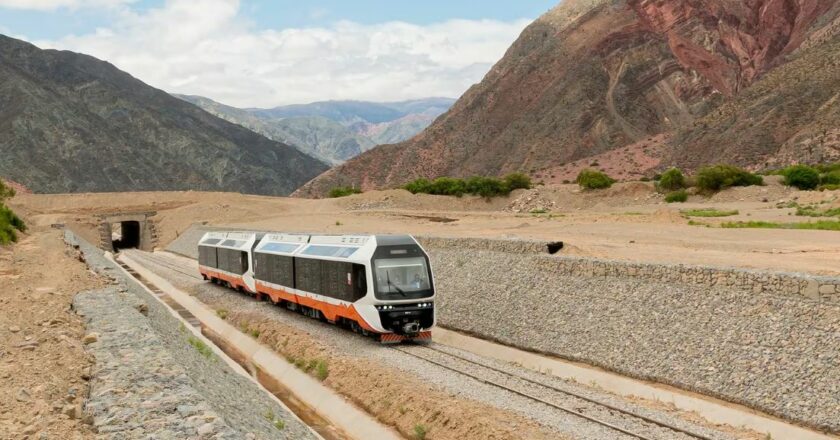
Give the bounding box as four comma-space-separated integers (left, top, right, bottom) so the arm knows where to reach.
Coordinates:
67, 231, 316, 439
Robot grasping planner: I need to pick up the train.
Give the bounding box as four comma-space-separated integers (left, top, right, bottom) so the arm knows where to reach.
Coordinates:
197, 231, 435, 343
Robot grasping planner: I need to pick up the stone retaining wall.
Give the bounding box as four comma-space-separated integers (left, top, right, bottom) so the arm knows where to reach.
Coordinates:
418, 236, 839, 303
423, 240, 840, 434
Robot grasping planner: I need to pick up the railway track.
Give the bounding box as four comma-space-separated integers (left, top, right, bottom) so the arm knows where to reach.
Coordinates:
393, 344, 719, 440
123, 250, 203, 280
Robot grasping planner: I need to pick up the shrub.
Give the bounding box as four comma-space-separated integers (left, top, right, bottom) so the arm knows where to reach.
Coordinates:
0, 181, 14, 202
815, 162, 840, 174
413, 424, 428, 440
403, 178, 433, 194
403, 174, 530, 198
187, 336, 213, 358
695, 165, 763, 192
503, 173, 532, 191
681, 208, 739, 217
576, 169, 615, 190
658, 168, 686, 191
315, 360, 329, 381
821, 171, 840, 186
664, 190, 688, 203
782, 165, 820, 190
466, 176, 507, 197
0, 204, 26, 245
328, 186, 362, 198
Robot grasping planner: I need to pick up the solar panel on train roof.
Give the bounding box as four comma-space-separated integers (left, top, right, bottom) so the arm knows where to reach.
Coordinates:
301, 245, 359, 258
258, 243, 301, 254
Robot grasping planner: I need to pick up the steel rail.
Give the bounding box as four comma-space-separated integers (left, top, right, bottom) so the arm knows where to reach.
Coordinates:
394, 345, 716, 440
124, 250, 203, 280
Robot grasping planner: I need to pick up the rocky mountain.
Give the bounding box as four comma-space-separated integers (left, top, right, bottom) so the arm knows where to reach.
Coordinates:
0, 35, 328, 195
296, 0, 840, 197
178, 95, 454, 165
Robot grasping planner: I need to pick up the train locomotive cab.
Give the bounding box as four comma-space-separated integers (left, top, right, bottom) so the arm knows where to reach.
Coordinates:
369, 236, 435, 339
245, 233, 435, 343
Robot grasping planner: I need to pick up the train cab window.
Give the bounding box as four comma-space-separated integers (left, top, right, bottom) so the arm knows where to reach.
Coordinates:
373, 257, 431, 299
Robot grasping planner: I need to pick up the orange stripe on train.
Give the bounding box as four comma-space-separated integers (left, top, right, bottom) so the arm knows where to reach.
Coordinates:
255, 281, 379, 333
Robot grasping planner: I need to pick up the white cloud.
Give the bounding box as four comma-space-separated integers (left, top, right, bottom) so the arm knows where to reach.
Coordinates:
0, 0, 134, 11
36, 0, 531, 107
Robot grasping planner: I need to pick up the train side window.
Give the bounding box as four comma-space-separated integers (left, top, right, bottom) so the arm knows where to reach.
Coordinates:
295, 257, 322, 295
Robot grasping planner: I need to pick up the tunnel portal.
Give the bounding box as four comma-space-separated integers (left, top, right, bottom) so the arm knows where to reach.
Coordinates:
97, 212, 158, 252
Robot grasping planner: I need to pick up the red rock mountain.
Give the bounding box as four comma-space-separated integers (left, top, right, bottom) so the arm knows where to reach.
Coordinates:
296, 0, 840, 197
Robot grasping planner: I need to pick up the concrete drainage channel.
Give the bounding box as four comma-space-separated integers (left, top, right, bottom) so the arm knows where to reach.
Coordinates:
114, 252, 401, 440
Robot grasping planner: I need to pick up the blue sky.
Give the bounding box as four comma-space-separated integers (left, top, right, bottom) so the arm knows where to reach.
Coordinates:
0, 0, 558, 106
1, 1, 557, 39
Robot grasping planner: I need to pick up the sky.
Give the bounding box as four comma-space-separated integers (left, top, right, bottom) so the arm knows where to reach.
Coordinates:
0, 0, 557, 107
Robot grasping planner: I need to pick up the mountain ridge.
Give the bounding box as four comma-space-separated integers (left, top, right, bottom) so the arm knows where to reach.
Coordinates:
295, 0, 840, 197
178, 95, 455, 165
0, 35, 328, 195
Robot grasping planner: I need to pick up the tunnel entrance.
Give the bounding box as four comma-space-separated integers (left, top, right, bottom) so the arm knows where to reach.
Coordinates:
97, 211, 158, 252
112, 221, 141, 250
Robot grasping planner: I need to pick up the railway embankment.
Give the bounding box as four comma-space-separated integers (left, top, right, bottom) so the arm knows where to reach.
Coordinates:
167, 224, 840, 434
422, 237, 840, 434
65, 231, 317, 439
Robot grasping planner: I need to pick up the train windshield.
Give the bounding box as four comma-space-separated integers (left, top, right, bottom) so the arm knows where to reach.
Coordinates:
374, 257, 432, 299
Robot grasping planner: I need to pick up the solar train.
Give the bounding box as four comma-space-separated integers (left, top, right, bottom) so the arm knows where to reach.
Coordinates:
197, 231, 435, 343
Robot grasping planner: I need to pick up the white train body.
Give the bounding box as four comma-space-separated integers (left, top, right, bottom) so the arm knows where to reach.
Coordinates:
198, 231, 435, 343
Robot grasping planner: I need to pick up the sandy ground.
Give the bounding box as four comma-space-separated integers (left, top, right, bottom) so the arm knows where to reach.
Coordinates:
0, 226, 106, 439
7, 178, 840, 275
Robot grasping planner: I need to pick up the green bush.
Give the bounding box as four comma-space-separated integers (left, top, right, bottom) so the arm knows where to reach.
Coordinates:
0, 181, 14, 202
576, 169, 615, 190
820, 171, 840, 186
413, 424, 428, 440
503, 173, 532, 191
464, 176, 506, 197
695, 165, 763, 192
403, 178, 432, 194
328, 186, 362, 198
815, 162, 840, 174
681, 208, 739, 217
658, 168, 686, 191
664, 190, 688, 203
0, 204, 26, 245
315, 359, 329, 381
403, 174, 530, 198
782, 165, 820, 190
